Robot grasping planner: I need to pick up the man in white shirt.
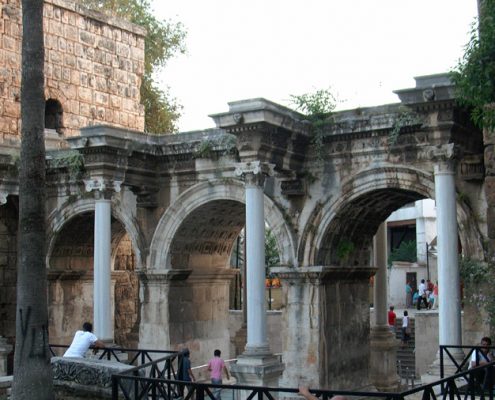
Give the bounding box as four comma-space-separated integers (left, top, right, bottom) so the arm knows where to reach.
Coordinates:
63, 322, 105, 358
417, 279, 428, 310
469, 337, 494, 391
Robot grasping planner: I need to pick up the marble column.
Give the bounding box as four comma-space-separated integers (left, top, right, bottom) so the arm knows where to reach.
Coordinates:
434, 161, 462, 348
85, 178, 121, 342
232, 161, 283, 389
370, 222, 399, 391
93, 196, 112, 341
422, 156, 462, 383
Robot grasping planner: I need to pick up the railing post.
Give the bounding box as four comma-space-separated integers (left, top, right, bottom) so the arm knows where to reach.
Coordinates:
112, 375, 118, 400
440, 345, 445, 394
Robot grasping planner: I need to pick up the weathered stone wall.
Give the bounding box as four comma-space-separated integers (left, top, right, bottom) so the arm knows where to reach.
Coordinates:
0, 0, 145, 140
114, 235, 139, 349
0, 199, 17, 374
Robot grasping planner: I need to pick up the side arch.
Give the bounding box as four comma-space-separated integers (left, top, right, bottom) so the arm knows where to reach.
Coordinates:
149, 179, 297, 270
299, 165, 484, 266
46, 196, 146, 269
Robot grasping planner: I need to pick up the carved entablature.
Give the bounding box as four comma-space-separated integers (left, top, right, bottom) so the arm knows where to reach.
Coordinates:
271, 266, 376, 285
460, 155, 485, 181
138, 269, 192, 283
131, 185, 159, 208
281, 179, 305, 197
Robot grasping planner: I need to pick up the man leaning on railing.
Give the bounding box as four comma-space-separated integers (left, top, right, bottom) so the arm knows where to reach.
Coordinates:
469, 336, 495, 392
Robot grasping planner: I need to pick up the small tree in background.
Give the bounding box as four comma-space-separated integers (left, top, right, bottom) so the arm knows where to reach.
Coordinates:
451, 0, 495, 130
81, 0, 186, 133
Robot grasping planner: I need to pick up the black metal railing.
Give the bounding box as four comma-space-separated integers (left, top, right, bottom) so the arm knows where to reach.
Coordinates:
440, 344, 495, 377
49, 343, 179, 368
110, 348, 495, 400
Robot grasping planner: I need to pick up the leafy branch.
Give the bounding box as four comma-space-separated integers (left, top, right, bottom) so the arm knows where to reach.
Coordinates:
290, 88, 337, 161
451, 0, 495, 131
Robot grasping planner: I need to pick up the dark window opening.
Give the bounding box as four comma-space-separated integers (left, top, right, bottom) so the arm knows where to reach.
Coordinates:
45, 99, 64, 134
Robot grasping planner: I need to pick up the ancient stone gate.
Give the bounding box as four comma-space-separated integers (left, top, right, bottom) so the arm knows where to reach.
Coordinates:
0, 0, 489, 391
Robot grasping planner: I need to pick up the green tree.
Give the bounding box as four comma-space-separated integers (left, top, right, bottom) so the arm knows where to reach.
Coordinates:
290, 88, 337, 161
12, 0, 54, 399
81, 0, 186, 133
451, 0, 495, 130
265, 228, 280, 270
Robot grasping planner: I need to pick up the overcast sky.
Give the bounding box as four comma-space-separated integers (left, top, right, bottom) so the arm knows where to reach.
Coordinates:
151, 1, 478, 132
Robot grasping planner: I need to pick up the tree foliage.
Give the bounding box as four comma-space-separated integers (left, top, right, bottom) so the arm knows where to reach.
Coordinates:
290, 88, 337, 161
451, 0, 495, 130
81, 0, 186, 133
388, 240, 417, 266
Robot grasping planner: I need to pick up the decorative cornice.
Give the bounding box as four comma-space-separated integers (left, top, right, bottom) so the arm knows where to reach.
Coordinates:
271, 266, 376, 284
138, 269, 192, 282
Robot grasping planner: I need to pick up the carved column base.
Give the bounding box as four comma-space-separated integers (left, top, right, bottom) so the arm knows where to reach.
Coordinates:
369, 325, 400, 391
231, 354, 284, 395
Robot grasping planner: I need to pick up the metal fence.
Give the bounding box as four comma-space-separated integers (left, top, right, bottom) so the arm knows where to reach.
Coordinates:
110, 346, 495, 400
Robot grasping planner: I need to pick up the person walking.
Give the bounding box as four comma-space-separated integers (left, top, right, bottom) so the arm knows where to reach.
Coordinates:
388, 306, 397, 334
401, 310, 410, 346
178, 348, 195, 398
207, 349, 230, 400
417, 279, 428, 310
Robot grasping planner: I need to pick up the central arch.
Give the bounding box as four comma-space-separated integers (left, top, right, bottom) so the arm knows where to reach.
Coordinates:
149, 179, 296, 270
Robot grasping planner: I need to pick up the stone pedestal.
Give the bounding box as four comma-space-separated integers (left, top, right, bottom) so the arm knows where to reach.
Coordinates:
230, 354, 284, 391
0, 337, 12, 376
369, 326, 400, 391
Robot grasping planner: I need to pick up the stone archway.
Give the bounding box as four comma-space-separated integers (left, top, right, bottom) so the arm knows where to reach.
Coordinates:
46, 198, 143, 347
149, 179, 296, 271
280, 165, 485, 390
142, 179, 295, 362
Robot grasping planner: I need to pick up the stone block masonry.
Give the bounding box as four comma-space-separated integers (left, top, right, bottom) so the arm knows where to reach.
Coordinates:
0, 0, 146, 139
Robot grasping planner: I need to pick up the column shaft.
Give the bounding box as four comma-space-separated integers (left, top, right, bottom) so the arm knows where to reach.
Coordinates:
94, 198, 112, 341
434, 164, 462, 346
373, 222, 388, 326
245, 178, 268, 352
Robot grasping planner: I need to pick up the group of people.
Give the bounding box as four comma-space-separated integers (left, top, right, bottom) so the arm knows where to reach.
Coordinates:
406, 279, 438, 310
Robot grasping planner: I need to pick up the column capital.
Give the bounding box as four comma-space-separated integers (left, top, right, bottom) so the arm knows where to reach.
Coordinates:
84, 177, 122, 199
235, 161, 274, 186
429, 144, 460, 175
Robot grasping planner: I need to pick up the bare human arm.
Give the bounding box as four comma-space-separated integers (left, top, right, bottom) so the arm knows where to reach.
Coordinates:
298, 386, 318, 400
223, 365, 230, 380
